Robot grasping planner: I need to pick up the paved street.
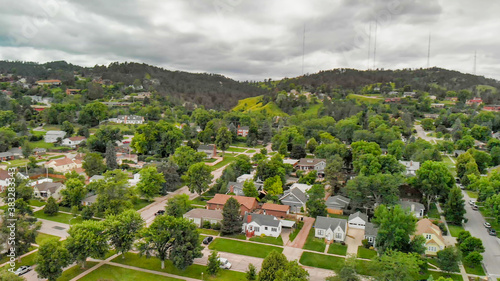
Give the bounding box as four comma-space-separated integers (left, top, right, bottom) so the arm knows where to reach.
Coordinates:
38, 218, 70, 238
139, 186, 198, 225
415, 124, 439, 144
462, 190, 500, 278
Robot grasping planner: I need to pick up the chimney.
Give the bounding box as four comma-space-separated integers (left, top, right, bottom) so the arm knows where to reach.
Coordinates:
411, 204, 415, 212
247, 214, 252, 223
410, 161, 413, 167
230, 185, 234, 194
213, 145, 217, 158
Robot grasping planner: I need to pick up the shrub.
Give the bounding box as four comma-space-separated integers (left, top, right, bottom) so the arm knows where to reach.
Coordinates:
362, 239, 370, 248
212, 222, 221, 230
202, 220, 212, 229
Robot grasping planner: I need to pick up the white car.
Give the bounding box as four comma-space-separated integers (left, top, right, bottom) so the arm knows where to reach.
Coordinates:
469, 199, 476, 205
14, 265, 32, 276
218, 257, 232, 269
484, 222, 491, 228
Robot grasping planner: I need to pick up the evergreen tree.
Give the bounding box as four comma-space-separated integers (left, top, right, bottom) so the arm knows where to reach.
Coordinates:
206, 250, 221, 276
444, 187, 466, 225
246, 264, 257, 281
105, 141, 118, 170
221, 197, 241, 235
44, 197, 59, 216
258, 250, 288, 281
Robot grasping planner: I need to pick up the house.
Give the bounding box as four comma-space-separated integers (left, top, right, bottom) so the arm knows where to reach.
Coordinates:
0, 152, 14, 162
236, 174, 254, 183
314, 216, 347, 242
454, 150, 466, 158
261, 203, 290, 218
403, 92, 417, 98
227, 181, 263, 196
44, 131, 67, 143
0, 170, 29, 191
7, 147, 22, 159
388, 91, 399, 95
445, 97, 458, 102
197, 144, 217, 159
61, 136, 86, 148
483, 105, 500, 112
102, 102, 132, 107
33, 148, 47, 155
128, 173, 141, 187
326, 195, 351, 215
206, 194, 258, 216
466, 98, 483, 106
415, 219, 446, 256
183, 209, 223, 228
364, 222, 378, 246
279, 187, 308, 213
296, 158, 326, 173
384, 97, 401, 103
237, 126, 249, 137
493, 132, 500, 140
36, 79, 61, 86
429, 95, 437, 100
65, 89, 80, 95
242, 213, 282, 237
431, 103, 445, 108
89, 175, 105, 183
110, 115, 145, 124
283, 159, 299, 166
474, 140, 487, 150
45, 157, 82, 173
289, 183, 313, 193
124, 92, 151, 100
33, 182, 65, 200
348, 211, 368, 229
82, 193, 97, 206
399, 161, 420, 176
398, 200, 425, 218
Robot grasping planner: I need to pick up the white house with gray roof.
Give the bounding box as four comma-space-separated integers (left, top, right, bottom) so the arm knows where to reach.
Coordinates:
364, 222, 378, 246
399, 160, 420, 176
279, 187, 308, 213
242, 213, 282, 237
44, 130, 67, 143
348, 211, 368, 229
314, 216, 347, 242
398, 200, 425, 218
326, 195, 351, 213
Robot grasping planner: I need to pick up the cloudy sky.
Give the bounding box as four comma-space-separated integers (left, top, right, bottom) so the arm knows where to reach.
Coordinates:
0, 0, 499, 81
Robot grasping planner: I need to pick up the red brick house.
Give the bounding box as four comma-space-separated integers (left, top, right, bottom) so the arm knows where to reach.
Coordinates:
237, 125, 249, 137
207, 194, 258, 216
261, 203, 290, 218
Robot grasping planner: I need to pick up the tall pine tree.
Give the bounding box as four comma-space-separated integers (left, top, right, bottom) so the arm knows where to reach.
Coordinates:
221, 197, 241, 235
105, 141, 118, 170
444, 187, 466, 225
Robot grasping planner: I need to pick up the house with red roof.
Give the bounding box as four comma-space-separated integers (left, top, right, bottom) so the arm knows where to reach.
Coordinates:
207, 194, 258, 216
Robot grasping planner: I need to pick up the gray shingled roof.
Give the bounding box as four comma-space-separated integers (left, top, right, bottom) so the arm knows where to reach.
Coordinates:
243, 213, 280, 227
348, 211, 368, 222
326, 195, 351, 209
364, 222, 378, 237
398, 200, 425, 213
35, 182, 64, 193
314, 216, 347, 233
280, 187, 307, 203
227, 182, 244, 196
198, 144, 215, 151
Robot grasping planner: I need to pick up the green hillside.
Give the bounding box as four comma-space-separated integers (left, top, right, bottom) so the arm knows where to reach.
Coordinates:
232, 96, 287, 116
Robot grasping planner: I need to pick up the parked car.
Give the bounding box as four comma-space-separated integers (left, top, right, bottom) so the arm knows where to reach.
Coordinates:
15, 265, 32, 276
472, 205, 479, 211
154, 210, 165, 216
203, 236, 214, 245
484, 222, 491, 228
469, 199, 476, 205
218, 258, 232, 269
488, 228, 497, 236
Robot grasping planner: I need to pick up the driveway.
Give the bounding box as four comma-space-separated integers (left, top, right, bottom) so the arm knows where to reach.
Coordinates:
289, 217, 315, 248
196, 247, 264, 272
345, 228, 364, 256
462, 190, 500, 278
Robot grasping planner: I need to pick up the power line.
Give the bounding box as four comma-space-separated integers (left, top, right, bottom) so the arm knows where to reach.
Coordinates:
473, 50, 477, 75
302, 24, 305, 75
427, 33, 431, 68
367, 21, 372, 70
373, 21, 377, 69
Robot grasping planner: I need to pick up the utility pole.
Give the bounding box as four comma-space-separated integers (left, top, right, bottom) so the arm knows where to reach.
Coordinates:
473, 50, 477, 75
367, 21, 372, 70
373, 21, 378, 69
427, 33, 431, 68
302, 24, 306, 75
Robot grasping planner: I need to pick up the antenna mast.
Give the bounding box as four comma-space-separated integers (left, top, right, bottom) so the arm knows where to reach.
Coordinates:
367, 22, 372, 70
473, 50, 477, 75
373, 21, 377, 69
302, 24, 305, 75
427, 33, 431, 68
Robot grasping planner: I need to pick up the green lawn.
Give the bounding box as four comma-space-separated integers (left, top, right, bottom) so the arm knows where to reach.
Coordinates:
249, 235, 284, 246
246, 149, 256, 153
79, 264, 183, 281
327, 243, 347, 256
328, 214, 349, 220
427, 203, 441, 219
33, 210, 80, 224
303, 228, 326, 252
204, 158, 217, 163
220, 233, 246, 240
1, 159, 29, 167
226, 147, 246, 153
299, 252, 345, 272
466, 190, 479, 199
191, 197, 208, 206
36, 232, 60, 245
111, 252, 246, 281
464, 264, 486, 276
198, 229, 220, 236
208, 238, 282, 258
212, 156, 236, 169
57, 261, 99, 281
441, 156, 456, 176
424, 271, 462, 281
29, 199, 46, 207
357, 247, 377, 259
29, 140, 55, 149
447, 224, 464, 237
289, 221, 304, 242
133, 199, 152, 210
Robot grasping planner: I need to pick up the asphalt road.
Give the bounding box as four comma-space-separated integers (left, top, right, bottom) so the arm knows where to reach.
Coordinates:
462, 190, 500, 278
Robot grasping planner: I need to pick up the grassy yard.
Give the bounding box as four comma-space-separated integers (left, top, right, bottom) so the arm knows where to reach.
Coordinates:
204, 158, 217, 163
212, 156, 236, 169
198, 228, 220, 236
36, 232, 60, 245
441, 156, 457, 176
133, 199, 152, 210
112, 252, 246, 281
303, 228, 326, 252
220, 233, 246, 240
33, 210, 82, 225
29, 199, 46, 207
464, 264, 486, 276
466, 190, 479, 199
249, 235, 284, 246
226, 147, 247, 153
246, 149, 256, 153
29, 140, 56, 149
354, 259, 373, 276
79, 264, 182, 281
328, 214, 349, 220
427, 203, 441, 219
327, 243, 347, 256
289, 221, 304, 242
357, 247, 377, 259
299, 252, 344, 272
447, 224, 464, 237
191, 197, 208, 206
57, 261, 99, 281
1, 159, 29, 167
424, 271, 463, 281
208, 238, 282, 258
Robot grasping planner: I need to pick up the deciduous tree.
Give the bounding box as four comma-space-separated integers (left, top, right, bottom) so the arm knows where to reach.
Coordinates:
183, 162, 213, 195
165, 194, 192, 217
66, 220, 109, 268
104, 209, 144, 258
372, 205, 418, 254
82, 152, 106, 177
136, 166, 165, 200
35, 240, 72, 281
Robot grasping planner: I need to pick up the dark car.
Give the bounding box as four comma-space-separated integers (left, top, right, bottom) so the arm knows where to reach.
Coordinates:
154, 210, 165, 216
488, 228, 497, 236
203, 236, 214, 245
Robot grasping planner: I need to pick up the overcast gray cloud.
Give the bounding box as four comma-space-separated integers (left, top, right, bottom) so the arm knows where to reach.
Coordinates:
0, 0, 498, 81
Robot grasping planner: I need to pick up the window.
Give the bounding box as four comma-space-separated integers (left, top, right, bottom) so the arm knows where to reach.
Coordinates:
271, 228, 277, 232
428, 246, 437, 252
248, 226, 253, 231
265, 227, 268, 230
425, 234, 431, 240
254, 227, 260, 232
317, 230, 324, 236
335, 232, 342, 239
368, 237, 373, 242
